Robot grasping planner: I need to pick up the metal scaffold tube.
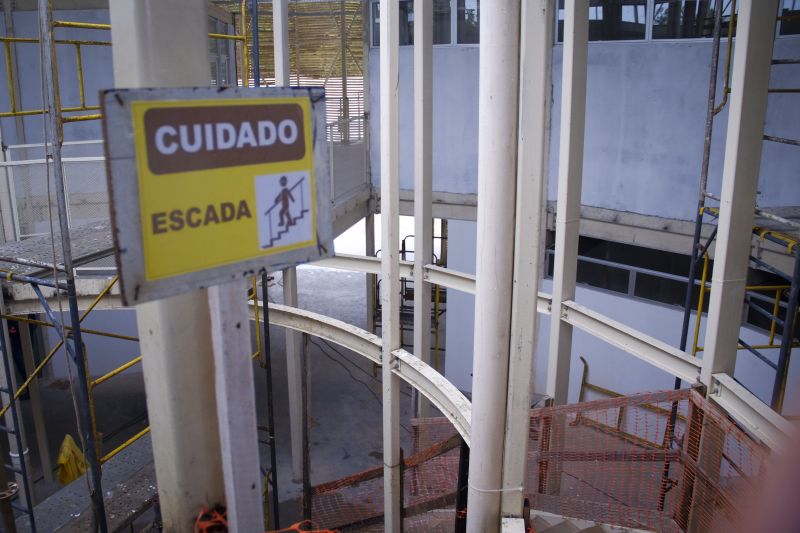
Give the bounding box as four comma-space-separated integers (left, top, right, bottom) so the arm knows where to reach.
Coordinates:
260, 273, 280, 528
37, 0, 107, 529
771, 254, 800, 411
251, 0, 260, 87
676, 0, 725, 367
0, 293, 34, 532
661, 3, 725, 510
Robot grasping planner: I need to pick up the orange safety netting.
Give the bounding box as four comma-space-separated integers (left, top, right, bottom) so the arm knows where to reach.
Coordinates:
527, 388, 770, 532
308, 418, 461, 532
305, 388, 771, 532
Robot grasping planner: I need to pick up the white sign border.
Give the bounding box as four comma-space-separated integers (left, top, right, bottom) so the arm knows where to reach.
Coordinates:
101, 86, 333, 305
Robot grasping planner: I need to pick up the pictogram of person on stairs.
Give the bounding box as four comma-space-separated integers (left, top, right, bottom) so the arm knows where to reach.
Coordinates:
273, 175, 295, 227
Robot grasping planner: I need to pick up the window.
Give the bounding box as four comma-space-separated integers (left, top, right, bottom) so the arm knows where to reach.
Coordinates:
371, 0, 454, 46
434, 0, 453, 44
558, 1, 647, 42
457, 0, 479, 44
208, 17, 233, 86
371, 1, 412, 46
653, 0, 738, 39
782, 0, 800, 35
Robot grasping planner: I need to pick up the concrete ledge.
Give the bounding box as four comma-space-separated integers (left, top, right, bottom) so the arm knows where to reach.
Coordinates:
18, 434, 154, 532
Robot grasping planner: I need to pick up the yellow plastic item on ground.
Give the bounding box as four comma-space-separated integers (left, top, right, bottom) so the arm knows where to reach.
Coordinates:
57, 434, 87, 485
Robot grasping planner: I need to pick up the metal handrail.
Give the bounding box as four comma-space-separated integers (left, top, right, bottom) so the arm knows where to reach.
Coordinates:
1, 5, 250, 121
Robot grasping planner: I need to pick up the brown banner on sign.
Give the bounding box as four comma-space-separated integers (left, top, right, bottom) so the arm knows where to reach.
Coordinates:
144, 103, 306, 175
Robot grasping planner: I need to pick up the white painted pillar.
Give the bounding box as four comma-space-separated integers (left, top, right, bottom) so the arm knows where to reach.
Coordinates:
272, 0, 304, 482
546, 0, 589, 407
109, 1, 225, 527
466, 2, 522, 532
273, 0, 290, 87
501, 0, 553, 516
379, 0, 402, 531
209, 280, 264, 532
701, 0, 778, 386
366, 213, 376, 334
413, 0, 433, 418
283, 268, 304, 480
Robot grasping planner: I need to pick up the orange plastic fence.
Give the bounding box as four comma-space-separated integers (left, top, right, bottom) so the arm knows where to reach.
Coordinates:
528, 388, 769, 532
300, 388, 771, 532
308, 418, 461, 532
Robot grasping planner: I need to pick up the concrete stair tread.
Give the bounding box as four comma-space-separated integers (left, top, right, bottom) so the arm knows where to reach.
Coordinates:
531, 511, 625, 533
538, 520, 580, 533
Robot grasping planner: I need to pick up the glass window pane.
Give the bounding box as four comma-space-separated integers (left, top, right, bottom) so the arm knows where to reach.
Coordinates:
653, 1, 715, 39
782, 0, 800, 35
372, 2, 380, 46
457, 0, 480, 44
557, 1, 647, 42
399, 0, 413, 45
373, 1, 450, 46
434, 0, 452, 44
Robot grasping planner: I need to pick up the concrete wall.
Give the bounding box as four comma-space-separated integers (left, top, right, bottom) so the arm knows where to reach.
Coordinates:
46, 308, 140, 378
444, 220, 800, 415
369, 36, 800, 221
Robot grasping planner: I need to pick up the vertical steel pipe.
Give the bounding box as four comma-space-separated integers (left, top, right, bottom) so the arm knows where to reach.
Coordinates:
467, 1, 522, 531
37, 0, 107, 529
771, 254, 799, 411
251, 0, 260, 86
379, 0, 402, 530
260, 272, 280, 528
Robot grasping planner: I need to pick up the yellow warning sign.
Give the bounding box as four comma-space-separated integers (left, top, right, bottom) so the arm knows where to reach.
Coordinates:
131, 97, 318, 281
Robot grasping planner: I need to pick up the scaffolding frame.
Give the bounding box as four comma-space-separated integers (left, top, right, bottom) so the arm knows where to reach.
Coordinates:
0, 1, 257, 530
676, 0, 800, 415
0, 3, 250, 122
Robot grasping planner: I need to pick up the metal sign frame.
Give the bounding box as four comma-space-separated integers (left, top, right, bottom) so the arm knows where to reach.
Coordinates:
101, 86, 333, 305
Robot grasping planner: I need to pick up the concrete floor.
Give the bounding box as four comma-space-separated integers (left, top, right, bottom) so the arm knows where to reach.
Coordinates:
13, 266, 442, 529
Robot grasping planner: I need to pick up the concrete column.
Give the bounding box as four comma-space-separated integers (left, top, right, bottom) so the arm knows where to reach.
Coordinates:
379, 0, 402, 530
272, 0, 305, 482
109, 1, 225, 529
546, 0, 589, 406
282, 268, 304, 480
413, 0, 432, 418
466, 2, 522, 531
501, 0, 553, 516
701, 0, 778, 386
209, 280, 263, 531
